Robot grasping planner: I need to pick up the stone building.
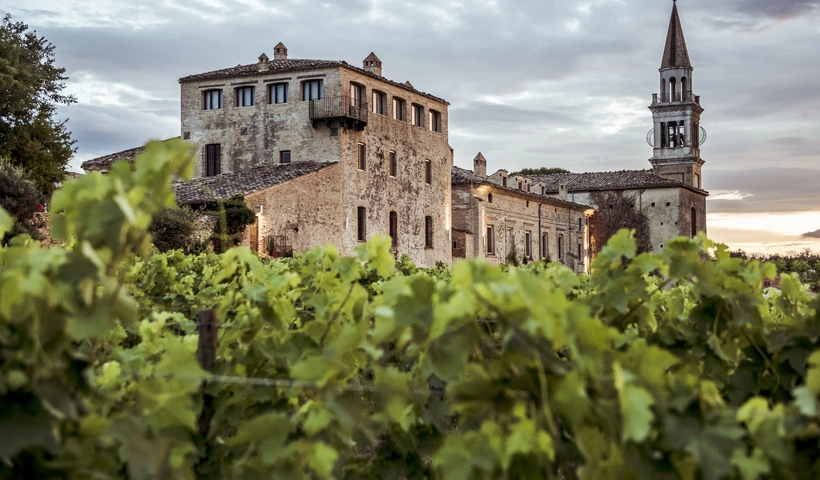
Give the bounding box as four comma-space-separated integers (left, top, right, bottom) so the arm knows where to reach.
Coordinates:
172, 45, 452, 266
452, 154, 594, 273
522, 1, 708, 253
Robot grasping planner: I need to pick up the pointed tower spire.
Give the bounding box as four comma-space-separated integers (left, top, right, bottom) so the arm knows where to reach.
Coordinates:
661, 1, 691, 68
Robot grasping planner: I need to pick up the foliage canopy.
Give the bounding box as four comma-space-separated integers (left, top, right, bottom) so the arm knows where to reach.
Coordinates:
0, 14, 76, 196
510, 167, 571, 176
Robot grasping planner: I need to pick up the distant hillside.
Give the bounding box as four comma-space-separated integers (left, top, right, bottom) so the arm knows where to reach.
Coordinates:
802, 229, 820, 239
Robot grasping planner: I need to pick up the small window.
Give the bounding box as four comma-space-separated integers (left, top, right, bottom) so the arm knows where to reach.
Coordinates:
280, 150, 291, 164
236, 86, 255, 107
429, 110, 442, 132
357, 206, 367, 242
578, 243, 582, 260
373, 91, 387, 115
558, 235, 564, 261
412, 104, 424, 127
525, 231, 532, 258
488, 193, 493, 203
578, 218, 583, 231
393, 97, 406, 121
424, 216, 433, 248
541, 232, 548, 259
357, 143, 366, 171
691, 207, 697, 238
270, 83, 288, 104
389, 151, 397, 177
389, 211, 398, 246
502, 177, 508, 187
350, 82, 365, 108
487, 226, 495, 255
203, 90, 222, 110
303, 80, 323, 101
205, 144, 221, 176
424, 160, 432, 184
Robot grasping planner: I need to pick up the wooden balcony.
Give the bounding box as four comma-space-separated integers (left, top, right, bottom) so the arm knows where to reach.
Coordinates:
309, 96, 368, 130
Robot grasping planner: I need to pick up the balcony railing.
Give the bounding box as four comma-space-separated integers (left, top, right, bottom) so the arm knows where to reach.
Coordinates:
652, 92, 700, 105
309, 96, 368, 129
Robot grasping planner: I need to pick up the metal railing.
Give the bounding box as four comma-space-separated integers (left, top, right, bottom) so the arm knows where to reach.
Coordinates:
309, 96, 368, 123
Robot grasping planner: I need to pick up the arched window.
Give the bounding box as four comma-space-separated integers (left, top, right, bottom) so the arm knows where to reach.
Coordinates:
487, 193, 493, 204
669, 77, 677, 102
661, 78, 666, 102
681, 77, 688, 101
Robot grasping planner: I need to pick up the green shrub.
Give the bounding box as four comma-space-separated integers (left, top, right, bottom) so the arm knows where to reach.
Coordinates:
0, 157, 44, 243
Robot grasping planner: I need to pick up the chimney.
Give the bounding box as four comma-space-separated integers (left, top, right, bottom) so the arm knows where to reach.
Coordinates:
558, 184, 568, 200
473, 152, 487, 177
273, 42, 288, 60
257, 53, 269, 72
363, 52, 382, 76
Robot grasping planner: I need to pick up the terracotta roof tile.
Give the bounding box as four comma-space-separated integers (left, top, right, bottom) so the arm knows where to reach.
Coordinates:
452, 166, 593, 211
178, 58, 448, 105
175, 161, 337, 204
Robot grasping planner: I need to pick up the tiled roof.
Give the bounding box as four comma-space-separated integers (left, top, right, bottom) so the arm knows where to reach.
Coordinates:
178, 58, 448, 105
175, 161, 337, 204
81, 145, 147, 171
452, 166, 593, 211
526, 169, 706, 194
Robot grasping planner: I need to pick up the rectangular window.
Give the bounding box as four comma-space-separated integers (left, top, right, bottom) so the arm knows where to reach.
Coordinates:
486, 226, 495, 255
357, 206, 366, 242
393, 98, 405, 121
578, 243, 582, 260
203, 90, 222, 110
424, 160, 432, 184
270, 83, 288, 104
280, 150, 291, 164
389, 151, 397, 177
425, 216, 433, 249
373, 91, 387, 115
541, 232, 548, 260
579, 217, 583, 231
525, 231, 532, 258
502, 177, 508, 187
205, 144, 221, 176
236, 86, 255, 107
389, 211, 398, 247
350, 83, 365, 108
429, 110, 442, 132
412, 104, 424, 127
302, 80, 323, 101
357, 143, 366, 171
518, 180, 522, 190
558, 235, 564, 261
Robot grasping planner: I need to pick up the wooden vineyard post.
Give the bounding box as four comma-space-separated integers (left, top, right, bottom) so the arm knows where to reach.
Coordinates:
196, 309, 218, 438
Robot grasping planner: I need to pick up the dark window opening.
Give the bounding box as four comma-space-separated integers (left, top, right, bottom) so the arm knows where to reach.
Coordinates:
424, 216, 433, 248
393, 98, 406, 121
389, 151, 397, 177
429, 110, 442, 132
502, 177, 507, 187
558, 235, 564, 261
424, 160, 432, 184
412, 104, 424, 127
205, 144, 221, 176
487, 226, 495, 255
541, 233, 548, 260
389, 211, 398, 247
691, 207, 697, 238
357, 206, 367, 242
488, 193, 493, 203
280, 150, 291, 164
373, 91, 387, 115
525, 231, 532, 258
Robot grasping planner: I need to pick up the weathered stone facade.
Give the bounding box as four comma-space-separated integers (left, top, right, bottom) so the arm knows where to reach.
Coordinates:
176, 47, 452, 266
452, 161, 594, 274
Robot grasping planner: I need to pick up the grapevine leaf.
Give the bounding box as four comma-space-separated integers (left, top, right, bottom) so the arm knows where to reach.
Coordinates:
731, 448, 770, 480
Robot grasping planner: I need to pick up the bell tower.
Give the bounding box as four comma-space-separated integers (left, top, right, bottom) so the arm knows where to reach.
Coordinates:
648, 0, 705, 189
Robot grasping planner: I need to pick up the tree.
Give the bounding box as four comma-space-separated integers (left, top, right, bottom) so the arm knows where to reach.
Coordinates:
510, 167, 571, 176
0, 15, 76, 196
149, 205, 204, 253
588, 190, 651, 255
0, 156, 44, 243
202, 194, 256, 253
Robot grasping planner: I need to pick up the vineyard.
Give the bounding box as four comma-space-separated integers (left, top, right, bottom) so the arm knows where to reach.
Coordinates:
1, 140, 820, 479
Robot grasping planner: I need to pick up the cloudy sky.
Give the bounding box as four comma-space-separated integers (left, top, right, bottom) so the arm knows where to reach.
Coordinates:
5, 0, 820, 254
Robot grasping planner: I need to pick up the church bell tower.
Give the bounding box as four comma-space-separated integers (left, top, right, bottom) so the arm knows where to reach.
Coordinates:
648, 0, 705, 189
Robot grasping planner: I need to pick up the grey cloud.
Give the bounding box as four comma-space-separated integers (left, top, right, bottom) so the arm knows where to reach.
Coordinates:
706, 167, 820, 213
